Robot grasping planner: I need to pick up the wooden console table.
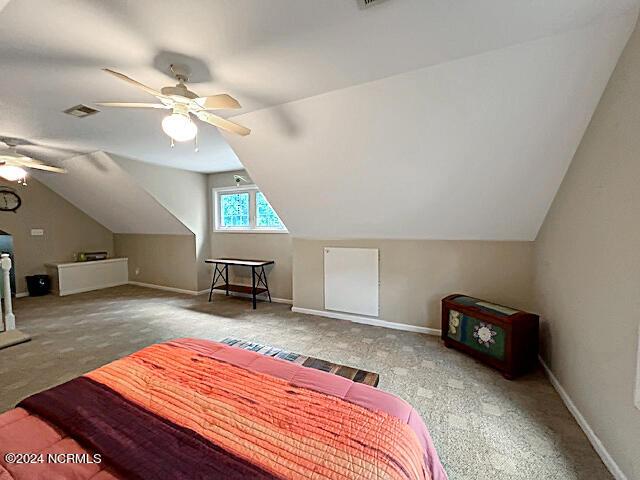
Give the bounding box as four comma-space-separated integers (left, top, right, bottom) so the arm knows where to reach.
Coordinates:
206, 258, 274, 309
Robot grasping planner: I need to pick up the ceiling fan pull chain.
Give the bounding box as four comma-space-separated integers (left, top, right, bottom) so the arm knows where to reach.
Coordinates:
170, 137, 175, 148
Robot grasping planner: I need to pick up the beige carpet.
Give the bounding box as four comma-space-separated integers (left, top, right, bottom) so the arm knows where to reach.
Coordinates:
0, 285, 611, 480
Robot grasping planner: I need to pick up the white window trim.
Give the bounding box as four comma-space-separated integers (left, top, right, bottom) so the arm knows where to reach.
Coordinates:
212, 185, 288, 234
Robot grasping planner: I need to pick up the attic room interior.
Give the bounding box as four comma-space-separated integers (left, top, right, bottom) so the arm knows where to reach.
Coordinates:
0, 0, 639, 479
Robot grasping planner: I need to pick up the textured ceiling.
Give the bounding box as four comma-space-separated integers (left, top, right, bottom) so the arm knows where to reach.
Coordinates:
1, 0, 638, 172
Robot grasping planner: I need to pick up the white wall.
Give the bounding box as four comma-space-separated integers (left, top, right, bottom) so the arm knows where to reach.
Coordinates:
113, 155, 208, 238
32, 151, 190, 235
225, 13, 635, 241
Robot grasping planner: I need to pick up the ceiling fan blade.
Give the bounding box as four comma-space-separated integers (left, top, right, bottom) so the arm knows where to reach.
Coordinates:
96, 102, 169, 109
24, 163, 66, 173
5, 156, 38, 165
196, 111, 250, 136
13, 157, 44, 165
102, 68, 168, 99
0, 154, 23, 162
193, 94, 241, 110
5, 158, 66, 173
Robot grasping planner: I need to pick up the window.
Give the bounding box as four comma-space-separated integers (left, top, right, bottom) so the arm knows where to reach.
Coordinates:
256, 192, 284, 229
214, 185, 286, 233
220, 192, 250, 228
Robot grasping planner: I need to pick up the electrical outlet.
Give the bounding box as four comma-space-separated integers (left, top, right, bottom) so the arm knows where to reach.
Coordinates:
134, 267, 140, 276
30, 229, 44, 236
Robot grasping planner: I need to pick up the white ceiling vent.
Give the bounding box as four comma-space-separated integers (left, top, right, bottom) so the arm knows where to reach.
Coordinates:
63, 104, 99, 118
358, 0, 389, 9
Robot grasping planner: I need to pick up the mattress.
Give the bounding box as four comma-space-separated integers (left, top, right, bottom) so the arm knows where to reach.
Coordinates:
0, 338, 447, 480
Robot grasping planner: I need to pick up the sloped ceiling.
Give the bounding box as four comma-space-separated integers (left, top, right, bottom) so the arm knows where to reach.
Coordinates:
108, 154, 209, 240
0, 0, 638, 172
2, 1, 639, 240
225, 12, 638, 241
32, 152, 191, 235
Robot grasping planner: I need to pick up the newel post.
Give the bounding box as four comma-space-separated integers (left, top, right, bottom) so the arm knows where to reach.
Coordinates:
1, 253, 15, 330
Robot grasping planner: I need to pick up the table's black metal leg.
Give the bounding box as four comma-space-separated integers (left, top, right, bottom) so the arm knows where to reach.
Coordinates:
225, 265, 229, 296
251, 266, 257, 309
261, 266, 272, 303
208, 263, 224, 302
208, 263, 218, 302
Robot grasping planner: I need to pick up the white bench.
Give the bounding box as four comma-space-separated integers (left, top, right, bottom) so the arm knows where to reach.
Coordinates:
45, 258, 128, 296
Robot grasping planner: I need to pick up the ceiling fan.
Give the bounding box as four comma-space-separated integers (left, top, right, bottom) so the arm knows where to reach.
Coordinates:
0, 139, 66, 184
96, 65, 250, 145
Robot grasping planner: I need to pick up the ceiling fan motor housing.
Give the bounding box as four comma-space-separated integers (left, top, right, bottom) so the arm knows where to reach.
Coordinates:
161, 84, 198, 100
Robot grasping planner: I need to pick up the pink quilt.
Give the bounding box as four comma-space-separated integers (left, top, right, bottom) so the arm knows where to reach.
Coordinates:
0, 339, 447, 480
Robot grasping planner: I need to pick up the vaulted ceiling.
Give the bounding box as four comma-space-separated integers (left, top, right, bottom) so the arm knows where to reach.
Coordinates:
0, 0, 637, 172
31, 151, 192, 235
1, 0, 639, 239
222, 5, 640, 240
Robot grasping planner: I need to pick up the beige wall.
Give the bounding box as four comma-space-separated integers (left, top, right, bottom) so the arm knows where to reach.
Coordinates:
0, 178, 113, 293
293, 238, 533, 329
210, 232, 293, 300
533, 17, 640, 479
208, 170, 293, 301
114, 234, 198, 292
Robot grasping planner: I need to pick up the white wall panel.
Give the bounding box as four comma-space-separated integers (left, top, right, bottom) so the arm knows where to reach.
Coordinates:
324, 247, 378, 316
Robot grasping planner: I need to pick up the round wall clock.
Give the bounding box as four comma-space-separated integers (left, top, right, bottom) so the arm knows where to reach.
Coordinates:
0, 188, 21, 212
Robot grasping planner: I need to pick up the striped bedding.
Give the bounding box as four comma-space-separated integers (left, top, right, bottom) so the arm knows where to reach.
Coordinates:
0, 338, 447, 480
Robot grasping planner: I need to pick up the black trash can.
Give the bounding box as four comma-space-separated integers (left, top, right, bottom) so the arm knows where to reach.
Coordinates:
26, 274, 51, 296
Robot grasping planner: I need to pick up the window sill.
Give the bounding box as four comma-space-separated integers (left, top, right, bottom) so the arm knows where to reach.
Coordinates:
213, 229, 289, 234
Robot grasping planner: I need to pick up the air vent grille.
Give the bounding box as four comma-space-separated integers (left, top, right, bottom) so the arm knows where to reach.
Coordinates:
63, 104, 99, 118
358, 0, 388, 8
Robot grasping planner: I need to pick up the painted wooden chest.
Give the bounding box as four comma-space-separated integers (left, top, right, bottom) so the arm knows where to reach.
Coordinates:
441, 294, 539, 379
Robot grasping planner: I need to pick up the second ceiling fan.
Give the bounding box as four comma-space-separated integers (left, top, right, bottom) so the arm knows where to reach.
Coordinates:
97, 65, 250, 144
0, 138, 66, 184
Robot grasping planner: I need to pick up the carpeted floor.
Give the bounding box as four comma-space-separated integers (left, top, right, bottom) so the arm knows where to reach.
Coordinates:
0, 285, 611, 480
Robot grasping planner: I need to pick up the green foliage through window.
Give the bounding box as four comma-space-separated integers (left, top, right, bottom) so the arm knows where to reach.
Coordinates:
220, 192, 249, 227
256, 192, 284, 229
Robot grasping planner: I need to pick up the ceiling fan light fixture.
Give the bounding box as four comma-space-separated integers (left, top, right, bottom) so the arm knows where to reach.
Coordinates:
161, 112, 197, 142
0, 165, 27, 182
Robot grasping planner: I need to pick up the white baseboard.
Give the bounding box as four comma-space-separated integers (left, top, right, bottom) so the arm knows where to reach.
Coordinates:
210, 289, 292, 305
58, 281, 129, 296
15, 292, 28, 298
128, 281, 207, 296
539, 356, 627, 480
128, 281, 292, 304
291, 306, 441, 335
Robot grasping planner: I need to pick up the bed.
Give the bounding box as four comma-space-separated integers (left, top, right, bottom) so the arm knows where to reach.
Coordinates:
0, 338, 447, 480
